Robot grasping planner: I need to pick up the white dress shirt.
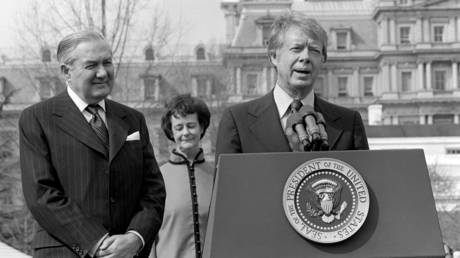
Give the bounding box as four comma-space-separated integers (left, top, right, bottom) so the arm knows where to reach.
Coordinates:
67, 86, 107, 126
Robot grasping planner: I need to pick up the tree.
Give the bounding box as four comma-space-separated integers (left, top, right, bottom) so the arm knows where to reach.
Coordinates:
0, 0, 179, 253
428, 164, 460, 250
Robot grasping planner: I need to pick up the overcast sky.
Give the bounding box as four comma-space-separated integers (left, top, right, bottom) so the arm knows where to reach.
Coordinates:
0, 0, 226, 50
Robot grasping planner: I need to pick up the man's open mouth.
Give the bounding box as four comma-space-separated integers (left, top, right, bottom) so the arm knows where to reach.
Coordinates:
293, 69, 311, 75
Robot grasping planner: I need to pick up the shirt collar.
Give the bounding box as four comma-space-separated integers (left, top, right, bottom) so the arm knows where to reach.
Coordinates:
67, 86, 106, 112
273, 83, 315, 119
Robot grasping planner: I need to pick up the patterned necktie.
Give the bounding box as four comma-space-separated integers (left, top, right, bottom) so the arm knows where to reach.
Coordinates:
285, 100, 304, 152
86, 104, 109, 147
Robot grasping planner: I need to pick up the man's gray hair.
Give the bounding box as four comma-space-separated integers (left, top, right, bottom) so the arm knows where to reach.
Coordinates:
267, 11, 328, 61
57, 30, 106, 65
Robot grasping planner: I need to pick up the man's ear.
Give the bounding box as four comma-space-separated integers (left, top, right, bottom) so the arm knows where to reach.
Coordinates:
60, 64, 70, 80
269, 50, 277, 67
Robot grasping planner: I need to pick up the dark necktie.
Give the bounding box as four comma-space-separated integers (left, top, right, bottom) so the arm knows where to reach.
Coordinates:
285, 100, 304, 152
86, 104, 109, 147
290, 99, 303, 113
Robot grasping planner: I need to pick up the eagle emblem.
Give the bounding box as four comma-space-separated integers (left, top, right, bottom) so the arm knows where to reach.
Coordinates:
306, 179, 347, 223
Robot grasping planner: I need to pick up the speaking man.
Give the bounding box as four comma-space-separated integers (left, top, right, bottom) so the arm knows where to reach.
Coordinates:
19, 31, 165, 258
216, 12, 369, 157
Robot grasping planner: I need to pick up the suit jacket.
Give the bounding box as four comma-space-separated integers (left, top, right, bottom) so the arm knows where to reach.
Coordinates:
216, 91, 369, 157
19, 91, 165, 258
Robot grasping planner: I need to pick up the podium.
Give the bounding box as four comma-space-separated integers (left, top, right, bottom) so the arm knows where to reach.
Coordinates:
203, 149, 444, 258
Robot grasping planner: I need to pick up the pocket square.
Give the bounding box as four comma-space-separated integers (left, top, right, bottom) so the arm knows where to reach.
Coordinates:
126, 131, 140, 141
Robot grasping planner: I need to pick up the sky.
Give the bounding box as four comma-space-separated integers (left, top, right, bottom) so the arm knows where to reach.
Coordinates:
0, 0, 226, 51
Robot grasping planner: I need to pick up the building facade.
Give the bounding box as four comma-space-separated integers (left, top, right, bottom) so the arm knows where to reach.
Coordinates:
221, 0, 460, 125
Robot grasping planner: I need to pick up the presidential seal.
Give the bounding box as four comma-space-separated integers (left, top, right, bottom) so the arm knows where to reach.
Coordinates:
282, 158, 370, 243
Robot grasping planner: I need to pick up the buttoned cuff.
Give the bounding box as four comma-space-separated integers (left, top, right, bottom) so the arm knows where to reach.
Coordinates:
88, 233, 109, 257
127, 230, 145, 253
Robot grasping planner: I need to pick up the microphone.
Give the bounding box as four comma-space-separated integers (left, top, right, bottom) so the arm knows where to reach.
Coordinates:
294, 123, 310, 150
286, 110, 311, 151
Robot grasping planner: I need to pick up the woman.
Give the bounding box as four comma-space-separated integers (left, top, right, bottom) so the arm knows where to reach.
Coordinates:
151, 94, 214, 258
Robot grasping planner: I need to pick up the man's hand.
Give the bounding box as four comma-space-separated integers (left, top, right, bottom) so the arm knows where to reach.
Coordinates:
95, 233, 142, 258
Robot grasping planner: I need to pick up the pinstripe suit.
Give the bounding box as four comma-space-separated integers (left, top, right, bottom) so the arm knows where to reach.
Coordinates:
19, 91, 166, 258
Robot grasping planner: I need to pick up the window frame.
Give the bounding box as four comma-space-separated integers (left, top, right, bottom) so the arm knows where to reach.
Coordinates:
400, 71, 412, 92
363, 76, 374, 97
337, 76, 348, 97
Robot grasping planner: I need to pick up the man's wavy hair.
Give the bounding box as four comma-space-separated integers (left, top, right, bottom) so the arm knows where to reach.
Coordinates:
267, 11, 328, 62
57, 30, 106, 65
161, 94, 211, 142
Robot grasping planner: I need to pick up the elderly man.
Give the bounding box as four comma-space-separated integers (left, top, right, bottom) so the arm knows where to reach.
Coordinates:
216, 12, 368, 157
19, 31, 165, 258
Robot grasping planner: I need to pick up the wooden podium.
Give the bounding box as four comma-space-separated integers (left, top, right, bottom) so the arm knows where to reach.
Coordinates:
203, 149, 444, 258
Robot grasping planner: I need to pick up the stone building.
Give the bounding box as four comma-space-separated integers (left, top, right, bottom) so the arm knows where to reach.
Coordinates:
221, 0, 460, 125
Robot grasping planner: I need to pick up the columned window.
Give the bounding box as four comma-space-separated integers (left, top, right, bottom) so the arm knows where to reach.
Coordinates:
37, 76, 63, 99
401, 71, 412, 92
399, 26, 411, 44
433, 26, 444, 42
363, 76, 374, 96
192, 74, 215, 97
337, 77, 348, 97
143, 75, 161, 100
331, 27, 352, 50
433, 70, 446, 91
245, 73, 259, 95
255, 15, 275, 47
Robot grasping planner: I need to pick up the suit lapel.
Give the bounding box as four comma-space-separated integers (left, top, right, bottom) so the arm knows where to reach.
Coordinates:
315, 96, 343, 150
248, 92, 291, 152
52, 92, 108, 158
105, 101, 129, 163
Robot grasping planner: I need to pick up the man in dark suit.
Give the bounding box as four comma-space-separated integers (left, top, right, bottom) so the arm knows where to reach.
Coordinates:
19, 31, 165, 258
216, 12, 368, 156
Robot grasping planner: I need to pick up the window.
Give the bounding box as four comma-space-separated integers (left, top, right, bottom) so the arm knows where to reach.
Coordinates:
262, 25, 271, 46
336, 32, 348, 50
337, 77, 348, 97
433, 26, 444, 42
399, 27, 410, 44
433, 70, 446, 91
145, 46, 154, 61
196, 47, 206, 60
192, 75, 214, 97
401, 72, 412, 92
446, 148, 460, 154
196, 76, 208, 96
246, 74, 258, 95
255, 15, 275, 46
39, 79, 53, 99
363, 77, 373, 96
144, 76, 161, 100
399, 0, 409, 5
433, 114, 453, 124
42, 48, 51, 62
399, 116, 419, 125
38, 76, 63, 99
314, 77, 324, 97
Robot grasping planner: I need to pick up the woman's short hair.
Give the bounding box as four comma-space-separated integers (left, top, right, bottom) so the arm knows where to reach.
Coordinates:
161, 94, 211, 142
57, 30, 106, 65
267, 11, 328, 62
